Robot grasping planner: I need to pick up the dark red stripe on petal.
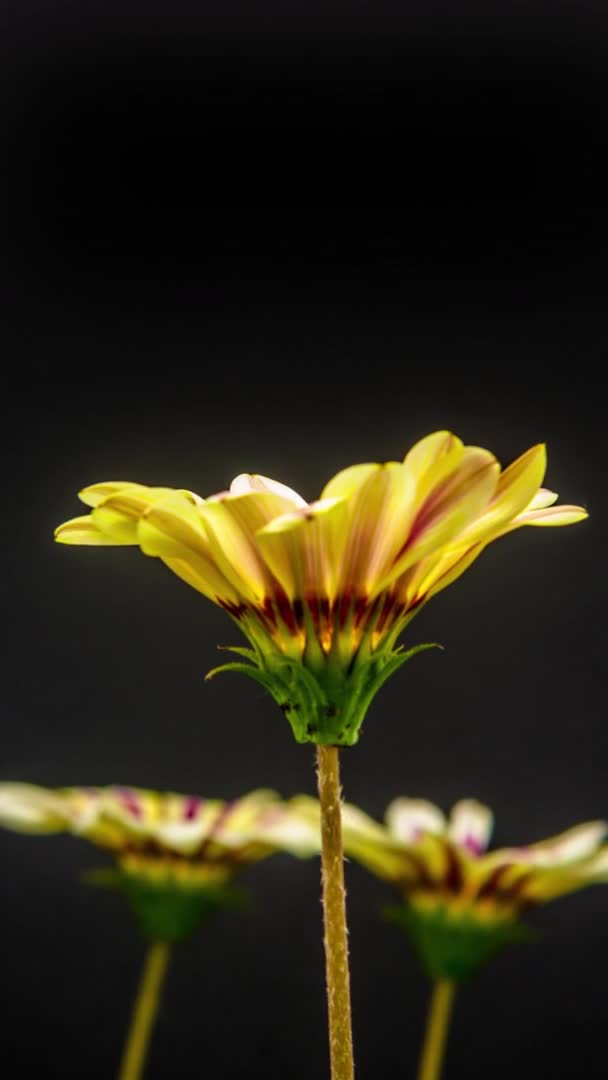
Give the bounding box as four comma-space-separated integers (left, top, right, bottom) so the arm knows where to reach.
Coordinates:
475, 863, 511, 900
197, 800, 238, 860
353, 593, 371, 628
338, 588, 355, 628
274, 592, 298, 636
442, 844, 464, 892
218, 599, 249, 620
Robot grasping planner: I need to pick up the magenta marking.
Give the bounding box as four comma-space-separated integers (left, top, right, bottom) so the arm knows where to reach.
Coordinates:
118, 788, 142, 818
183, 796, 202, 821
462, 833, 484, 856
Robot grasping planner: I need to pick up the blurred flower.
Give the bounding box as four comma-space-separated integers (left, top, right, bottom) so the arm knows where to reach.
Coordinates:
54, 432, 587, 746
293, 795, 608, 979
0, 783, 314, 941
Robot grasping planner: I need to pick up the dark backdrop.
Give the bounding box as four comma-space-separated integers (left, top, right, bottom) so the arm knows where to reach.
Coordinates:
2, 2, 607, 1077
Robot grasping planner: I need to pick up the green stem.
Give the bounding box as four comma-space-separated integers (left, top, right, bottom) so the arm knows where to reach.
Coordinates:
316, 745, 355, 1080
417, 979, 456, 1080
117, 941, 171, 1080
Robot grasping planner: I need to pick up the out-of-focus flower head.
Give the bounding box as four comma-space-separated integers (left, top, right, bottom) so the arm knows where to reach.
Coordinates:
54, 432, 587, 746
0, 783, 315, 941
292, 795, 608, 980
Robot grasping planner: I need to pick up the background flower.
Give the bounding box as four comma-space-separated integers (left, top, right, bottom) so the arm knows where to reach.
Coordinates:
0, 783, 315, 941
295, 794, 608, 980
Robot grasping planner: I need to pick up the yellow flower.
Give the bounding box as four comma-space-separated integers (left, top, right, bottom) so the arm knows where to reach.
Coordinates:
0, 783, 314, 940
54, 431, 587, 745
302, 795, 608, 979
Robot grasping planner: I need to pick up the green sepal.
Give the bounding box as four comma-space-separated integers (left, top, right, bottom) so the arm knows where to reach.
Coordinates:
206, 641, 441, 747
384, 901, 533, 982
83, 868, 249, 943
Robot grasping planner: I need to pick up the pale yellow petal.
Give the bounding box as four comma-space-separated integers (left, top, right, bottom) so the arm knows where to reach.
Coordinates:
339, 801, 415, 882
230, 473, 308, 508
524, 820, 607, 865
581, 847, 608, 876
507, 504, 589, 528
527, 488, 559, 510
0, 783, 72, 833
252, 805, 322, 857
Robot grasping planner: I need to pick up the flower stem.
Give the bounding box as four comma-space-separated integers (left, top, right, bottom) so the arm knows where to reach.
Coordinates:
118, 940, 171, 1080
316, 744, 355, 1080
417, 979, 456, 1080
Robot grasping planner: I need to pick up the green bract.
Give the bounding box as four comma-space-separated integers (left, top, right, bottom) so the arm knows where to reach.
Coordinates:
385, 903, 532, 982
207, 642, 440, 746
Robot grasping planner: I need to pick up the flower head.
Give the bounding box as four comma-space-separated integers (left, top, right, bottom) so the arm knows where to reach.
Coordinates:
307, 795, 608, 979
0, 783, 314, 940
54, 432, 587, 745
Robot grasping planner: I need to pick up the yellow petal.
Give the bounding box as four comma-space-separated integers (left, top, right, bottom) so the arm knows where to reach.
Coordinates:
54, 514, 130, 545
453, 444, 547, 547
91, 505, 139, 543
335, 464, 421, 596
513, 867, 597, 903
78, 481, 149, 508
319, 439, 486, 599
321, 462, 388, 501
160, 555, 240, 605
198, 492, 295, 603
256, 497, 349, 602
89, 487, 196, 546
138, 493, 240, 604
399, 541, 485, 606
386, 448, 499, 586
230, 473, 308, 508
339, 801, 412, 882
402, 430, 464, 480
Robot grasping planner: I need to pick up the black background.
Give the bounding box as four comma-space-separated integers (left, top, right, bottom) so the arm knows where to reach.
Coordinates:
2, 2, 607, 1077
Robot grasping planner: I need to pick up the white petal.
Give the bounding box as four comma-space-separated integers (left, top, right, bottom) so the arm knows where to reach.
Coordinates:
447, 799, 493, 856
385, 797, 446, 843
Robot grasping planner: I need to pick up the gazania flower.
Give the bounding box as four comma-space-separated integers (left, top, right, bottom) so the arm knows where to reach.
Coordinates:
0, 783, 314, 941
54, 431, 587, 747
302, 795, 608, 1080
0, 783, 315, 1080
310, 795, 608, 980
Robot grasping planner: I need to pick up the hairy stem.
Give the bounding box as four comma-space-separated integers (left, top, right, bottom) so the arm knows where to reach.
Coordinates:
316, 744, 355, 1080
